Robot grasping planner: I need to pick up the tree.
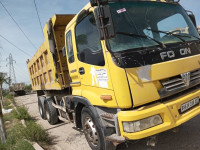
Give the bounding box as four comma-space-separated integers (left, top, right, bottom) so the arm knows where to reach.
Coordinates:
0, 73, 10, 143
25, 84, 32, 92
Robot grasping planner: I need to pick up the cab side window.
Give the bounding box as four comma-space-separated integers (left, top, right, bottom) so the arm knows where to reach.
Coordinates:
75, 13, 105, 66
66, 31, 74, 63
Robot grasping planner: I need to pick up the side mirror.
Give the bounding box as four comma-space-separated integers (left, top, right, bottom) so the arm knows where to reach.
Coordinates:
90, 0, 108, 7
187, 10, 197, 27
189, 14, 197, 27
94, 5, 115, 40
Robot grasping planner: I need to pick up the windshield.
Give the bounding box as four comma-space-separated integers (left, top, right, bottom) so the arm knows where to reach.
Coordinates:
109, 1, 200, 53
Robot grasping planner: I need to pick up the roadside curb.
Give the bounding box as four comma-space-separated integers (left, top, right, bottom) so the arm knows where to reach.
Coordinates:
33, 143, 44, 150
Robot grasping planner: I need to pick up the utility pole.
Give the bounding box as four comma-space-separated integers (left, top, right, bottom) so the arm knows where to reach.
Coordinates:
6, 53, 17, 89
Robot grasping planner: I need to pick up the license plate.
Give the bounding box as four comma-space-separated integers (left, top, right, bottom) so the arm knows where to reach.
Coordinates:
180, 97, 200, 114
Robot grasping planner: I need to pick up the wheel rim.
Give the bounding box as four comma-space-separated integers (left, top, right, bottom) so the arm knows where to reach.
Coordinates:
83, 117, 99, 147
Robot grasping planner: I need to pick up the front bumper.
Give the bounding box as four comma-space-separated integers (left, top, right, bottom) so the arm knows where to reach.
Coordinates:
117, 89, 200, 140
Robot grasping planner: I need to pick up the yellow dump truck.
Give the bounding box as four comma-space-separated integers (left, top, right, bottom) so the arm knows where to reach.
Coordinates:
27, 0, 200, 149
13, 83, 26, 96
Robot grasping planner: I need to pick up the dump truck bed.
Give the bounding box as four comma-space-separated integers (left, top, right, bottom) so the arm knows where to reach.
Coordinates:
27, 14, 75, 91
13, 82, 26, 96
13, 83, 25, 91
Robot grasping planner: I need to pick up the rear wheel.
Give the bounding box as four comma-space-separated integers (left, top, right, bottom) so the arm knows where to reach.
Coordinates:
44, 98, 58, 125
38, 96, 46, 120
81, 107, 115, 150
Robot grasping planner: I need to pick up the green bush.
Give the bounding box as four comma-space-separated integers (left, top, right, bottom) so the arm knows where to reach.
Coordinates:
5, 94, 13, 100
13, 107, 32, 121
25, 84, 32, 92
1, 98, 50, 149
0, 142, 6, 150
3, 100, 12, 110
1, 121, 47, 149
4, 112, 15, 122
6, 124, 24, 146
5, 94, 16, 105
22, 121, 48, 142
0, 124, 34, 150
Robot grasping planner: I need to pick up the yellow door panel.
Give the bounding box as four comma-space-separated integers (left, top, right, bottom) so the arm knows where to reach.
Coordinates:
81, 85, 118, 107
104, 48, 132, 108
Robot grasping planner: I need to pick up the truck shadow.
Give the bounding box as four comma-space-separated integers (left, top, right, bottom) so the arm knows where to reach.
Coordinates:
117, 115, 200, 150
45, 122, 69, 131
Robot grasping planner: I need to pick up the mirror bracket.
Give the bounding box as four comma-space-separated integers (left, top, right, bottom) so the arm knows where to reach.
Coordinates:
90, 0, 108, 7
94, 5, 115, 40
186, 10, 197, 27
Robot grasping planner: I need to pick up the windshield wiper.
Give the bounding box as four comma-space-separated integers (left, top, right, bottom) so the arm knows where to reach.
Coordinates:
182, 33, 200, 41
116, 31, 166, 48
146, 28, 188, 44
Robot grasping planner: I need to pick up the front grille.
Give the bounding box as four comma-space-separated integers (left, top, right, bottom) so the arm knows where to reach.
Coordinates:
159, 68, 200, 98
161, 84, 200, 103
190, 69, 200, 82
162, 77, 185, 91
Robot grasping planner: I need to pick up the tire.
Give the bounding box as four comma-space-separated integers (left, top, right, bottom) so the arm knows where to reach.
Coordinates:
81, 107, 115, 150
38, 96, 46, 120
44, 98, 58, 125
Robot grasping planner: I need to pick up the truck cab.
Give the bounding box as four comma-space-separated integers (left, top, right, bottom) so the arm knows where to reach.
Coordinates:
65, 0, 200, 148
28, 0, 200, 150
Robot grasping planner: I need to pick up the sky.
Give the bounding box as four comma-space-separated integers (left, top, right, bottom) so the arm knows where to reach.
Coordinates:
0, 0, 200, 86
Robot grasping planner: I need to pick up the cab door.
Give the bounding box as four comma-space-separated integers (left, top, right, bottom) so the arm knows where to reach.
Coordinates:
74, 12, 113, 90
65, 30, 81, 96
73, 12, 118, 107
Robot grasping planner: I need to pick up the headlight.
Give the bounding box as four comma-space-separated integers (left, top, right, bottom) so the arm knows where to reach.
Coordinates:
123, 114, 163, 133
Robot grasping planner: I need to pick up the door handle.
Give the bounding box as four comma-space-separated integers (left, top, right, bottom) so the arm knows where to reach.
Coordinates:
79, 67, 85, 75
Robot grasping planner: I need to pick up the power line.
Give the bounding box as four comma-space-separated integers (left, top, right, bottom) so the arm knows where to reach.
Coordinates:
15, 66, 30, 79
14, 69, 30, 84
0, 0, 37, 50
0, 34, 31, 57
33, 0, 43, 36
14, 72, 28, 83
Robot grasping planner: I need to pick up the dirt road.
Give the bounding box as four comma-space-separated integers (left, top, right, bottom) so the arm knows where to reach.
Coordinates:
15, 94, 200, 150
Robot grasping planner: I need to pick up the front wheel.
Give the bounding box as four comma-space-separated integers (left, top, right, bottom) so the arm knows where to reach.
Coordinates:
81, 107, 115, 150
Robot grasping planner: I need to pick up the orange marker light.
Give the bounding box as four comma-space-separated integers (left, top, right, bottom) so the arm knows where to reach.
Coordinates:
100, 95, 112, 100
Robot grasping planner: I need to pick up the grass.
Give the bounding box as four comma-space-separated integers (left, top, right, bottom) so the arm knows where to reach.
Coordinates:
1, 122, 48, 149
0, 124, 34, 150
22, 121, 49, 142
5, 94, 13, 101
5, 94, 16, 105
14, 139, 34, 150
12, 106, 32, 121
0, 94, 51, 150
3, 100, 12, 110
0, 124, 23, 149
4, 113, 15, 122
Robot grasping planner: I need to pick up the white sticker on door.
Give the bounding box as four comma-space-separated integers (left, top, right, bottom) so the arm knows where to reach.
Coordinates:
90, 66, 99, 86
90, 66, 108, 88
117, 8, 126, 14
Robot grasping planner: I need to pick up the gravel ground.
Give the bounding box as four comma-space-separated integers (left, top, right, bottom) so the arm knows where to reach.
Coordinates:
15, 94, 200, 150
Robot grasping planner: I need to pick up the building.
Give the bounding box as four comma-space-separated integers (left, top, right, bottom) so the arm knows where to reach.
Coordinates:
197, 26, 200, 34
172, 27, 189, 34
